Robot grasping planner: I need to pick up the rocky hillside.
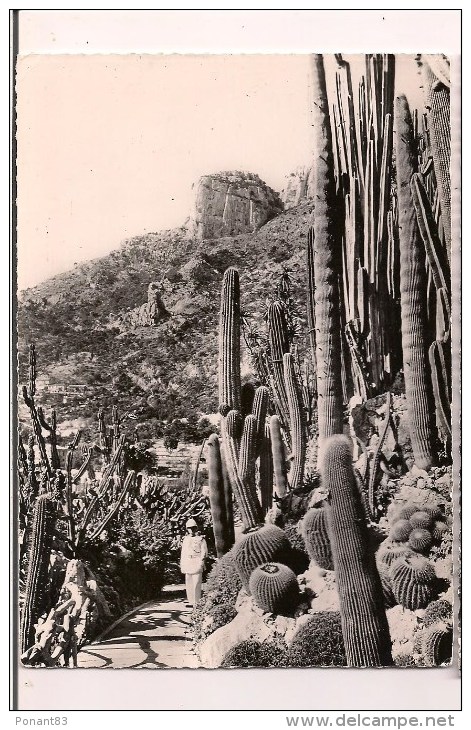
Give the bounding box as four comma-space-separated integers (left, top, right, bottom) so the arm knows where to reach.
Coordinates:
18, 173, 316, 437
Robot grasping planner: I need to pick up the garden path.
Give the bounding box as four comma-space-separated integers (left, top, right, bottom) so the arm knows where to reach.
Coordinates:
77, 585, 200, 669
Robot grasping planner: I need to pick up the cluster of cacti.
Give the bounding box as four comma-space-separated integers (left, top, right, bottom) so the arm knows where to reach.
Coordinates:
218, 267, 309, 527
322, 434, 393, 666
233, 524, 291, 592
248, 562, 300, 614
301, 506, 334, 570
375, 500, 448, 611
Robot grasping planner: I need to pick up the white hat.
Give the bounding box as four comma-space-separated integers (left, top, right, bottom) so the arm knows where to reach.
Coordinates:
186, 518, 197, 528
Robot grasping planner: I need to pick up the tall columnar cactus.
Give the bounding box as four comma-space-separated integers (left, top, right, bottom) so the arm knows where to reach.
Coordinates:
238, 415, 258, 488
20, 495, 56, 656
323, 435, 393, 666
218, 267, 241, 413
251, 386, 269, 454
429, 340, 452, 443
423, 58, 451, 259
223, 410, 262, 530
259, 425, 273, 514
233, 524, 291, 592
301, 507, 334, 570
267, 300, 291, 438
306, 226, 317, 391
269, 415, 288, 498
220, 448, 235, 546
206, 434, 233, 557
249, 562, 300, 614
309, 55, 344, 448
395, 93, 436, 470
283, 353, 306, 490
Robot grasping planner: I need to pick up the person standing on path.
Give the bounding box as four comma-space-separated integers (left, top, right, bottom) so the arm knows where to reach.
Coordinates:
180, 518, 208, 608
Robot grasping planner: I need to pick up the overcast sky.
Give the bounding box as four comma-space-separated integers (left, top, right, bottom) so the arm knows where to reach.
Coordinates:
16, 52, 424, 291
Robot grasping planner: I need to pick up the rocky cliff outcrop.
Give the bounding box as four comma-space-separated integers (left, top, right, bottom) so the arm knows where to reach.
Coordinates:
189, 171, 283, 240
126, 282, 170, 327
280, 165, 316, 209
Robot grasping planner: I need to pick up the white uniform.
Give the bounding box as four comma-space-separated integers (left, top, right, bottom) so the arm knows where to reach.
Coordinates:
180, 535, 208, 606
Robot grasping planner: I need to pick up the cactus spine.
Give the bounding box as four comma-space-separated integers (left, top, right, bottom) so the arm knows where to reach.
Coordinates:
310, 55, 344, 448
323, 435, 393, 666
283, 353, 306, 491
206, 434, 233, 557
269, 415, 288, 498
20, 495, 56, 656
395, 94, 436, 470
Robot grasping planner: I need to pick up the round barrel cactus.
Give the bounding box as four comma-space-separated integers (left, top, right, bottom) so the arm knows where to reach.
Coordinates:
233, 524, 291, 592
249, 562, 300, 615
408, 528, 433, 554
423, 600, 452, 628
409, 511, 433, 530
390, 553, 437, 610
376, 541, 413, 569
390, 519, 413, 542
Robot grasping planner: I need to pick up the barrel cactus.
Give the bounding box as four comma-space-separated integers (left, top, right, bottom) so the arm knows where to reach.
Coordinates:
390, 553, 437, 610
323, 434, 393, 666
408, 528, 433, 554
390, 519, 413, 542
376, 541, 413, 569
233, 525, 291, 592
301, 507, 334, 570
423, 624, 453, 667
249, 562, 300, 615
409, 511, 433, 530
423, 599, 453, 628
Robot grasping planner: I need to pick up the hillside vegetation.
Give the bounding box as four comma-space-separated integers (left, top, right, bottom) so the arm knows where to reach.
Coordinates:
18, 201, 315, 434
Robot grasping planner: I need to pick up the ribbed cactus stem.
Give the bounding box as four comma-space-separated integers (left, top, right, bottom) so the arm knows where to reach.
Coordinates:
20, 495, 56, 656
429, 340, 452, 442
395, 94, 436, 470
269, 415, 288, 498
238, 414, 258, 487
251, 386, 269, 453
424, 60, 451, 259
267, 301, 291, 437
310, 55, 344, 448
283, 353, 306, 491
306, 226, 317, 389
259, 424, 274, 513
324, 435, 392, 666
220, 446, 235, 546
218, 267, 241, 412
222, 412, 262, 530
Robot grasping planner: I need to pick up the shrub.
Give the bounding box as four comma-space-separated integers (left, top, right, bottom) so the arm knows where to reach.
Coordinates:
287, 611, 347, 667
221, 639, 288, 668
